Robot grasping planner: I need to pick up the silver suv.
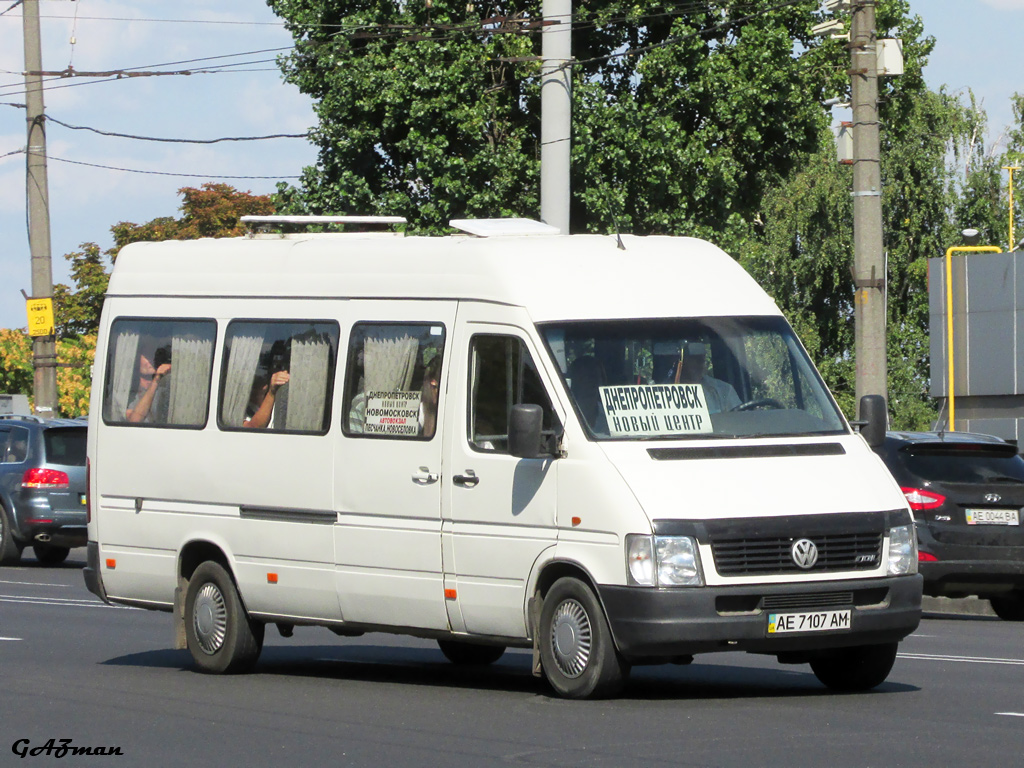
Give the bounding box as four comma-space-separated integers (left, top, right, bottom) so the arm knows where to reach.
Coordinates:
0, 415, 88, 566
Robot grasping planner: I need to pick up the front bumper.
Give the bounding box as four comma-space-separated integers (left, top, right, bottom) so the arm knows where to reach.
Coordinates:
598, 574, 922, 659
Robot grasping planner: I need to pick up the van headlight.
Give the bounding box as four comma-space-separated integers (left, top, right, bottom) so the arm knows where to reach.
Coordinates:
626, 534, 704, 587
887, 524, 918, 576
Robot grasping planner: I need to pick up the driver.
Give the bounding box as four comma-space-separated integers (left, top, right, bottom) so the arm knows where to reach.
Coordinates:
672, 341, 741, 414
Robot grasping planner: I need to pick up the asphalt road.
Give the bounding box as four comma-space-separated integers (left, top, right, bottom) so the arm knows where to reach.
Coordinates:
2, 551, 1023, 767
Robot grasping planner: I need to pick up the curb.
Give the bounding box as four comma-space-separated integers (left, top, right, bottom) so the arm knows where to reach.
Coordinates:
921, 596, 996, 618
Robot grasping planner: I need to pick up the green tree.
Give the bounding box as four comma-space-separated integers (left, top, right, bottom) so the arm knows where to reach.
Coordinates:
269, 0, 834, 242
745, 1, 984, 429
53, 243, 110, 340
111, 183, 274, 250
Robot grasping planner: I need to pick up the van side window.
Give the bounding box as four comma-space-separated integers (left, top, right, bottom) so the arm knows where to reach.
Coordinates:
102, 318, 216, 428
469, 335, 559, 454
343, 323, 446, 439
219, 320, 339, 434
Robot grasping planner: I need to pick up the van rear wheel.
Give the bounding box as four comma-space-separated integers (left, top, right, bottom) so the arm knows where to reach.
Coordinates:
185, 561, 264, 674
809, 642, 898, 691
539, 577, 628, 699
437, 640, 506, 666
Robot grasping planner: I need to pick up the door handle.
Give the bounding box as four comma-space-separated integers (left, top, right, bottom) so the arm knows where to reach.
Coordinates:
412, 467, 439, 485
452, 470, 479, 488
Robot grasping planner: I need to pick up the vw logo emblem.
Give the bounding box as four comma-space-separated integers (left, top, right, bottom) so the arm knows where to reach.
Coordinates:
985, 493, 1002, 503
791, 538, 819, 570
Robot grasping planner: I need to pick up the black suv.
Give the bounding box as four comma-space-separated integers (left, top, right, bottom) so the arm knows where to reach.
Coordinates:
0, 415, 88, 566
873, 431, 1024, 620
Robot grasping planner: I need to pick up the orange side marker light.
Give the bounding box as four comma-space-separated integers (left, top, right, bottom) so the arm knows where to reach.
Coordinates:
105, 558, 116, 569
571, 516, 582, 527
444, 588, 457, 599
267, 573, 278, 584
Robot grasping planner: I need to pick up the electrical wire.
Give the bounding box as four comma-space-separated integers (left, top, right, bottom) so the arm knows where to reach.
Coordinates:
39, 152, 301, 179
43, 113, 308, 144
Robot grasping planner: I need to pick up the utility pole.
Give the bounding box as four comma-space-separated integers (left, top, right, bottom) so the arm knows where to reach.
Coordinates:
22, 0, 58, 418
540, 0, 571, 234
849, 0, 886, 411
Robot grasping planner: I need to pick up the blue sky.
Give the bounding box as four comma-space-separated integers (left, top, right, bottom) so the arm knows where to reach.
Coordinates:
0, 0, 1021, 330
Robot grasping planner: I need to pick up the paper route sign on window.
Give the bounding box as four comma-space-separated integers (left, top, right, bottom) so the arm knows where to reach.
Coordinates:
365, 391, 422, 436
599, 384, 712, 437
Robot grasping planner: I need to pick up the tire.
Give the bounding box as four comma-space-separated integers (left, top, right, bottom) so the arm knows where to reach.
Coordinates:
989, 594, 1024, 621
438, 639, 506, 666
0, 506, 23, 566
184, 561, 264, 674
538, 577, 629, 699
32, 543, 70, 566
810, 642, 899, 692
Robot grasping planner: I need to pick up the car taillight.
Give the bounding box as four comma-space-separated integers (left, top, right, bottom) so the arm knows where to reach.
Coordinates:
919, 551, 939, 562
901, 486, 946, 511
86, 456, 92, 524
21, 468, 70, 489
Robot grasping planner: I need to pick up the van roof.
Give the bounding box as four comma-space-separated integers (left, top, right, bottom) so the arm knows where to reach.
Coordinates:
106, 232, 781, 322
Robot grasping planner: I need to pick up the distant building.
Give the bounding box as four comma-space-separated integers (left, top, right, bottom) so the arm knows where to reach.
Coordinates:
929, 250, 1024, 441
0, 394, 31, 416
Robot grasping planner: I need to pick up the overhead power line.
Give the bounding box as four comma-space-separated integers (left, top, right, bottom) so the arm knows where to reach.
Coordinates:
0, 101, 308, 144
43, 115, 308, 144
0, 0, 23, 18
40, 153, 301, 180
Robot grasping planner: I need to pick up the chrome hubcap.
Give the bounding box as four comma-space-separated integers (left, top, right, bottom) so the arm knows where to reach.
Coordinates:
550, 598, 592, 678
193, 582, 227, 655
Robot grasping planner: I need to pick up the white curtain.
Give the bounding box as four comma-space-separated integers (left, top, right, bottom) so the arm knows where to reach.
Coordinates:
284, 334, 331, 431
107, 329, 139, 422
364, 335, 418, 393
221, 332, 264, 427
168, 332, 214, 426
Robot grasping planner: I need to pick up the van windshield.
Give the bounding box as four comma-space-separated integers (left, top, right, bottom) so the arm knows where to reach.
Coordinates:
540, 316, 847, 441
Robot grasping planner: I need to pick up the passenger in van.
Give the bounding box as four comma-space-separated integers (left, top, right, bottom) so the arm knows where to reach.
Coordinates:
126, 345, 172, 423
568, 355, 609, 434
243, 370, 290, 429
673, 341, 740, 413
418, 357, 441, 438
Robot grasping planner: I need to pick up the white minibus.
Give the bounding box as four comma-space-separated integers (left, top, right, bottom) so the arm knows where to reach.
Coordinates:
84, 217, 921, 699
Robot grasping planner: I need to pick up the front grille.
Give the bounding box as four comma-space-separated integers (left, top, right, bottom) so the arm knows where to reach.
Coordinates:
711, 532, 883, 576
762, 591, 854, 610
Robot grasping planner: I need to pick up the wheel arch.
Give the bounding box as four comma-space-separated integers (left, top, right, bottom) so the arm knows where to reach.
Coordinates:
174, 538, 237, 650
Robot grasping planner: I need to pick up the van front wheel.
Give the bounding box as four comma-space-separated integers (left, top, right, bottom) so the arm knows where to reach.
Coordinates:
539, 577, 628, 699
809, 642, 898, 691
185, 561, 264, 674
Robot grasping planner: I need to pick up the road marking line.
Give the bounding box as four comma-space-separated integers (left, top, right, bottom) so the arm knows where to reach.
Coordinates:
0, 637, 22, 641
899, 652, 1024, 666
996, 713, 1024, 717
0, 580, 69, 587
0, 596, 136, 609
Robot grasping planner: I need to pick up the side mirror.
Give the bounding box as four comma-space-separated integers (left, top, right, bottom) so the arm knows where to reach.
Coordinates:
858, 394, 888, 448
509, 404, 544, 458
